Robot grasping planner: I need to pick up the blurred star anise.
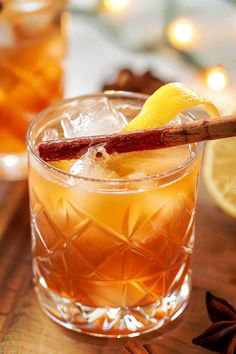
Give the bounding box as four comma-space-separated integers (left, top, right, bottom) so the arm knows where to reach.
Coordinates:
102, 68, 167, 95
192, 292, 236, 354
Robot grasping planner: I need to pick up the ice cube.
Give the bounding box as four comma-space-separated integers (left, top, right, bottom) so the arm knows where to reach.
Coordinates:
60, 97, 128, 138
69, 146, 118, 179
8, 2, 55, 34
42, 128, 59, 141
168, 113, 192, 126
0, 21, 15, 47
167, 114, 182, 126
60, 113, 75, 138
15, 13, 54, 34
70, 158, 111, 179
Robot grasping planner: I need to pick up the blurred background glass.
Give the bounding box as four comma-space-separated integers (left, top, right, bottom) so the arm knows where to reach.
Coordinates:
0, 0, 67, 180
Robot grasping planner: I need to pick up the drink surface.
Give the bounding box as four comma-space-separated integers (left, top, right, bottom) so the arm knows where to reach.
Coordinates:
0, 1, 65, 153
29, 96, 201, 334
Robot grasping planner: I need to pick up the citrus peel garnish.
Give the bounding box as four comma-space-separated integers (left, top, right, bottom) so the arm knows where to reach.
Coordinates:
122, 82, 220, 131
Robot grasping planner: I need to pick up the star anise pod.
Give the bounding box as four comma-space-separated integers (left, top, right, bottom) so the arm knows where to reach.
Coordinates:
102, 68, 167, 95
192, 292, 236, 353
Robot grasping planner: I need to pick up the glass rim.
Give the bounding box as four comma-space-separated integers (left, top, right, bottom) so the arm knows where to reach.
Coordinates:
26, 91, 203, 185
1, 0, 67, 11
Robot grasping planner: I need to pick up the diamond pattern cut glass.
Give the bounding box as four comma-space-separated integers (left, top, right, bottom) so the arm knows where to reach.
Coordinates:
27, 92, 202, 337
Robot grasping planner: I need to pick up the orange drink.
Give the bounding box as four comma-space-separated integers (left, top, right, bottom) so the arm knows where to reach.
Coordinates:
0, 0, 66, 179
27, 92, 202, 336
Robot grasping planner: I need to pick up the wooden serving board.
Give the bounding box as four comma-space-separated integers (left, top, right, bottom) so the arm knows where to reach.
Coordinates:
0, 180, 235, 354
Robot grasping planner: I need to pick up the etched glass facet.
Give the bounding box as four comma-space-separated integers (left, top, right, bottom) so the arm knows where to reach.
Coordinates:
27, 93, 202, 337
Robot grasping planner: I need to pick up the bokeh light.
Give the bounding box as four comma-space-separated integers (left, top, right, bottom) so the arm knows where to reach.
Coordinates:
167, 18, 196, 49
103, 0, 131, 13
206, 66, 228, 91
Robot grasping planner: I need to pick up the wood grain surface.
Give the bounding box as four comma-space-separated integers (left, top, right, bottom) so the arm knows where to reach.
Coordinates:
0, 180, 235, 354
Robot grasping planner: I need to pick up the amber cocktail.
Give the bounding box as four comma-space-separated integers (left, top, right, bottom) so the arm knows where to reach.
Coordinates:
27, 92, 202, 337
0, 0, 66, 179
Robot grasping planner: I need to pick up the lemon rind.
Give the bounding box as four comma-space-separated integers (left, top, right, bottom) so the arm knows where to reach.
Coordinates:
203, 141, 236, 218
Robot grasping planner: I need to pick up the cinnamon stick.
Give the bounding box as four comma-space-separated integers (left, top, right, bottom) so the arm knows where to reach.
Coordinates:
38, 115, 236, 162
123, 339, 150, 353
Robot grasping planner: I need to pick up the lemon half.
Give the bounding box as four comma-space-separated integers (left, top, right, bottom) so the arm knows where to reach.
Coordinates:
203, 138, 236, 218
